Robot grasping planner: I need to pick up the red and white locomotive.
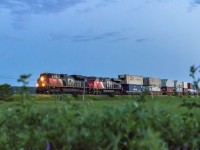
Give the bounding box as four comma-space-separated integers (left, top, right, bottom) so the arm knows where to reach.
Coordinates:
36, 73, 122, 94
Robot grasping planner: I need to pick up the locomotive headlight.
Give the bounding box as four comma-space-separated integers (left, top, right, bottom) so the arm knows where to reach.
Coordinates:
36, 83, 39, 87
42, 83, 45, 87
40, 76, 45, 81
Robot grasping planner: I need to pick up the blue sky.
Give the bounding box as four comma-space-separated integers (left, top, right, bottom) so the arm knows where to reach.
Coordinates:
1, 0, 200, 86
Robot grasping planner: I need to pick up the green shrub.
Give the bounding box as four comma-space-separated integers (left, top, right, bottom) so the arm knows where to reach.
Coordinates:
0, 84, 12, 101
0, 99, 200, 150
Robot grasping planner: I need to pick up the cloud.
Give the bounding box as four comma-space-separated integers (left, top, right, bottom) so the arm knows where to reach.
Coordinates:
0, 34, 20, 41
0, 0, 85, 29
135, 38, 147, 43
49, 31, 129, 42
192, 0, 200, 4
110, 37, 130, 42
0, 0, 85, 15
0, 0, 121, 29
186, 0, 200, 12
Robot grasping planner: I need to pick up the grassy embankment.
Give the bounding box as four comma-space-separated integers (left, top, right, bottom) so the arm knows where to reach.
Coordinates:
0, 94, 198, 114
0, 94, 199, 149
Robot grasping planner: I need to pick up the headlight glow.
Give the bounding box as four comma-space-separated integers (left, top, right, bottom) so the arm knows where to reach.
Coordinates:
40, 76, 44, 81
42, 83, 45, 87
36, 83, 39, 87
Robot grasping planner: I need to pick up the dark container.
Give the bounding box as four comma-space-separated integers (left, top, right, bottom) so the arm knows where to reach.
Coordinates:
183, 88, 188, 94
161, 87, 174, 94
122, 84, 142, 94
187, 83, 193, 89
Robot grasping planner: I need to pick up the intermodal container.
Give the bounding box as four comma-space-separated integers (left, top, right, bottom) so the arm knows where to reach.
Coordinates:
143, 86, 161, 92
183, 88, 188, 94
187, 83, 193, 89
122, 84, 142, 92
143, 77, 161, 87
175, 84, 183, 92
161, 79, 174, 87
182, 82, 188, 88
174, 81, 183, 89
161, 87, 174, 94
118, 74, 143, 85
188, 89, 197, 95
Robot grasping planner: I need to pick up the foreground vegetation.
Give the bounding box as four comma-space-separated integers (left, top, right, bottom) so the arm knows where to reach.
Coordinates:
0, 94, 200, 150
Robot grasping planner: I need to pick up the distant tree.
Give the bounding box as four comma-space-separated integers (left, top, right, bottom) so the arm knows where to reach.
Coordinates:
17, 74, 32, 94
0, 83, 12, 100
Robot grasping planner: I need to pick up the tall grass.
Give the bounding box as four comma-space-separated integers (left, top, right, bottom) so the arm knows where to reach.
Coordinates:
0, 94, 200, 150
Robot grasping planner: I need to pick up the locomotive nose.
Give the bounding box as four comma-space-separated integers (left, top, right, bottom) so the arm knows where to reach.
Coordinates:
37, 76, 46, 87
40, 76, 45, 81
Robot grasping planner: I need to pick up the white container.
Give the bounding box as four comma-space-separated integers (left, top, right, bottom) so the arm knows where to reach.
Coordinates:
188, 89, 197, 95
182, 82, 188, 88
143, 77, 161, 87
174, 81, 183, 88
118, 74, 143, 85
161, 79, 174, 87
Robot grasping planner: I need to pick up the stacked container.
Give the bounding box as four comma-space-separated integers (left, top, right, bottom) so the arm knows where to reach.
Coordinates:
118, 74, 143, 94
161, 79, 175, 95
187, 83, 196, 95
143, 77, 161, 95
174, 80, 183, 93
182, 82, 188, 95
119, 74, 143, 85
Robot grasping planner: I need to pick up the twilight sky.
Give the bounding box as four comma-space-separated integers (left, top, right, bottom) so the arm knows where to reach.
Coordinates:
0, 0, 200, 86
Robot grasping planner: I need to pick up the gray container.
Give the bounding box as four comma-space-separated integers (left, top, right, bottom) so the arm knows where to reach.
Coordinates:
174, 80, 183, 92
175, 88, 183, 92
161, 79, 174, 87
174, 80, 183, 88
118, 74, 143, 85
143, 77, 161, 87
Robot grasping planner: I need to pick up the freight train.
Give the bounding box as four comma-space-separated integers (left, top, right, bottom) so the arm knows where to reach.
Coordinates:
36, 73, 197, 95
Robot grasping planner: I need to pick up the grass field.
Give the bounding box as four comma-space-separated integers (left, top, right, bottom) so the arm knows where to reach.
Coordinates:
0, 94, 198, 114
0, 94, 200, 150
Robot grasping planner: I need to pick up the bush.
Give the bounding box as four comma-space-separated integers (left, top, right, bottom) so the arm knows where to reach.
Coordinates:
0, 99, 200, 150
0, 84, 12, 101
